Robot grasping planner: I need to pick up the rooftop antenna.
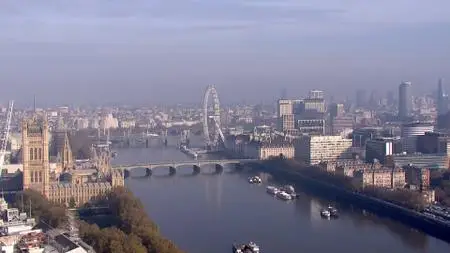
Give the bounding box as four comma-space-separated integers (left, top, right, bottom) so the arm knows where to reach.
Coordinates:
33, 95, 36, 112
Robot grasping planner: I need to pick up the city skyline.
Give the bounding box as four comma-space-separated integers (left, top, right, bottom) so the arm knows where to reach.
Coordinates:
0, 0, 449, 106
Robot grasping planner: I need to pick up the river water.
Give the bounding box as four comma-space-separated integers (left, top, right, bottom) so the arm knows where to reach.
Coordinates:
111, 136, 450, 253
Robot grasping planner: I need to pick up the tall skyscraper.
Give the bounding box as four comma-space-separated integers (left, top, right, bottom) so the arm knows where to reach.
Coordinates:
369, 90, 379, 109
277, 99, 294, 131
277, 99, 293, 117
356, 89, 367, 108
309, 90, 324, 100
398, 81, 412, 120
302, 90, 325, 113
329, 103, 345, 119
437, 78, 448, 116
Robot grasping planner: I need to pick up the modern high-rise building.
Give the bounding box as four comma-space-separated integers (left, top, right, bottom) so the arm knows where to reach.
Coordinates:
281, 114, 295, 132
302, 98, 325, 113
437, 78, 449, 116
295, 135, 353, 164
417, 132, 450, 155
277, 99, 294, 131
297, 118, 325, 135
309, 90, 324, 100
277, 99, 293, 117
365, 137, 402, 164
356, 89, 367, 108
369, 90, 379, 109
329, 103, 345, 119
330, 115, 354, 135
398, 81, 412, 120
401, 122, 434, 153
352, 127, 384, 147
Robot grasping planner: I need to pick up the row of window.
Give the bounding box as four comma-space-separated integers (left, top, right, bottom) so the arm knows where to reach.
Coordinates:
50, 189, 108, 196
30, 171, 43, 183
29, 147, 43, 161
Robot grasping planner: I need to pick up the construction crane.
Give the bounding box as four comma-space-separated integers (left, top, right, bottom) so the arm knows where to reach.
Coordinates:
0, 100, 14, 177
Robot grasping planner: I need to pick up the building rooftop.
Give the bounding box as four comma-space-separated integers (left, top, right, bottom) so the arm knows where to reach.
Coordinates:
368, 137, 401, 142
357, 167, 404, 173
392, 153, 447, 157
54, 234, 79, 251
423, 131, 450, 137
70, 169, 98, 176
402, 122, 434, 127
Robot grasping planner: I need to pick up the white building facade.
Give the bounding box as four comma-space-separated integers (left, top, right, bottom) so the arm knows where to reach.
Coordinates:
295, 135, 353, 164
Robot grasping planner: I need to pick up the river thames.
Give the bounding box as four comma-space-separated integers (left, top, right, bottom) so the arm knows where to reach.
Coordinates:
111, 137, 450, 253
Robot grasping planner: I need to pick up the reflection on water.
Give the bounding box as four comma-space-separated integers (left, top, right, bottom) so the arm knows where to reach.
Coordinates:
204, 175, 224, 212
349, 210, 429, 250
217, 175, 223, 210
113, 148, 449, 253
309, 198, 324, 227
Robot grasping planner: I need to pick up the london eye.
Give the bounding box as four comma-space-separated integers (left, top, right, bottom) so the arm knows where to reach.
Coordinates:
202, 85, 224, 149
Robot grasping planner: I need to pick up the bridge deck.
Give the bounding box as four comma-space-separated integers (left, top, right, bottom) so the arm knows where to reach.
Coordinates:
114, 159, 259, 170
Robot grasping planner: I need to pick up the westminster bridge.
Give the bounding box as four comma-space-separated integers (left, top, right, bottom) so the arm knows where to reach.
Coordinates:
113, 159, 260, 178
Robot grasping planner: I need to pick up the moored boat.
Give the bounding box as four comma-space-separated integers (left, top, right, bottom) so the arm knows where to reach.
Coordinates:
282, 185, 295, 194
276, 191, 293, 201
320, 209, 331, 218
248, 176, 262, 184
281, 184, 299, 198
328, 205, 339, 218
232, 241, 260, 253
266, 186, 279, 195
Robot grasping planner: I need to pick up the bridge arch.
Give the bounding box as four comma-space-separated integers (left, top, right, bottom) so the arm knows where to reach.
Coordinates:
123, 167, 152, 178
117, 159, 259, 178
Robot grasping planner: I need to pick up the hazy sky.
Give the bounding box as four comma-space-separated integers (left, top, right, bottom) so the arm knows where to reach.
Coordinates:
0, 0, 449, 106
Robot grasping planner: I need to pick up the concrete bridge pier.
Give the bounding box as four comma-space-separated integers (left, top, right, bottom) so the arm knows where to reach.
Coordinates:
169, 166, 177, 175
124, 170, 130, 179
193, 165, 201, 174
145, 168, 152, 177
215, 164, 224, 174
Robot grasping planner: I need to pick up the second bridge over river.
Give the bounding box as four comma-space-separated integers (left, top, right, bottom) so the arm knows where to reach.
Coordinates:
113, 159, 260, 177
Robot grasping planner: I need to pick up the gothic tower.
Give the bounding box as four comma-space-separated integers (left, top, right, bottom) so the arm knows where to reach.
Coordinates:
22, 115, 50, 197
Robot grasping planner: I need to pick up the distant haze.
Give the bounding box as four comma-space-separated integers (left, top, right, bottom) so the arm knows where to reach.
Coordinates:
0, 0, 449, 106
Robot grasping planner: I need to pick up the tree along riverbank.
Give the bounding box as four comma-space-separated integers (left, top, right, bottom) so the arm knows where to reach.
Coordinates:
79, 187, 185, 253
430, 169, 450, 206
255, 158, 450, 242
9, 189, 184, 253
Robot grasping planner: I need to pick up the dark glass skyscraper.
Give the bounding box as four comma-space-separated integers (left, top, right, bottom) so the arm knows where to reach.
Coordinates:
356, 89, 367, 108
398, 81, 412, 120
437, 78, 448, 116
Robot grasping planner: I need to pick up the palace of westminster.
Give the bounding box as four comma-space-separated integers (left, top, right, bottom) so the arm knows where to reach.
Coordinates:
21, 113, 124, 207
